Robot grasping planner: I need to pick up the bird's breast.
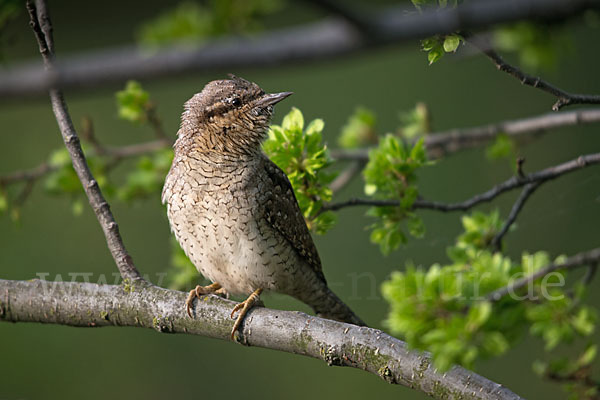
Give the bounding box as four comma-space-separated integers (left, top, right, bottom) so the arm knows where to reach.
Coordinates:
163, 157, 300, 296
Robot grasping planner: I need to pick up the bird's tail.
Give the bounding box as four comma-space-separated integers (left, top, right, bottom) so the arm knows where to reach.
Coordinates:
303, 286, 366, 327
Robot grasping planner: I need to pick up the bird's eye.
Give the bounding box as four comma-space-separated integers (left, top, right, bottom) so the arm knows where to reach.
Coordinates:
231, 97, 242, 107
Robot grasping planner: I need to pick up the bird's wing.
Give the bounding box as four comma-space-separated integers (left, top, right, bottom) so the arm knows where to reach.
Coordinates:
261, 156, 326, 283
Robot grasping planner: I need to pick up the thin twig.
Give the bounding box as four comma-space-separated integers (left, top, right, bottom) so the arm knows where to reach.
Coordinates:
330, 108, 600, 161
0, 162, 53, 186
3, 106, 598, 192
330, 160, 365, 194
323, 152, 600, 212
3, 0, 598, 97
580, 263, 598, 287
145, 103, 169, 140
0, 139, 169, 188
27, 0, 140, 281
80, 116, 106, 155
491, 181, 541, 251
485, 248, 600, 301
469, 37, 600, 111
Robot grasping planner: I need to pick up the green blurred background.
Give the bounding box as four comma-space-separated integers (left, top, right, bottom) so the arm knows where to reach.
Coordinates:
1, 1, 599, 399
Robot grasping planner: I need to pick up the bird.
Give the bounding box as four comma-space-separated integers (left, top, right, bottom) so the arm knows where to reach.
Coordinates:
162, 75, 365, 340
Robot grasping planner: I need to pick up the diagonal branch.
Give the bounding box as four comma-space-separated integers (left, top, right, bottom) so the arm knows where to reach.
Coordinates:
485, 247, 600, 301
468, 37, 600, 111
26, 0, 140, 281
306, 0, 600, 112
323, 152, 600, 212
0, 278, 523, 400
491, 181, 541, 251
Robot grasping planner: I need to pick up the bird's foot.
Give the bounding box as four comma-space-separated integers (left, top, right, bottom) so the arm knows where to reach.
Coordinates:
186, 282, 223, 317
230, 288, 263, 340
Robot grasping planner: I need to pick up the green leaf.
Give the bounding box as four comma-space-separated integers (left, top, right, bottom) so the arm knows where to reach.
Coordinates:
0, 191, 8, 214
137, 0, 282, 48
306, 118, 324, 136
467, 302, 492, 331
116, 81, 150, 123
443, 34, 461, 52
281, 107, 304, 132
407, 215, 425, 238
493, 22, 570, 72
571, 307, 595, 336
398, 103, 430, 140
338, 107, 377, 149
577, 344, 597, 367
363, 135, 429, 253
421, 37, 438, 51
427, 44, 444, 64
72, 198, 84, 216
486, 134, 514, 160
264, 108, 336, 235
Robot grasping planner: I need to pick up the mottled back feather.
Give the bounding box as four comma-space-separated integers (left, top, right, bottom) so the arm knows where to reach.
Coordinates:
261, 156, 326, 284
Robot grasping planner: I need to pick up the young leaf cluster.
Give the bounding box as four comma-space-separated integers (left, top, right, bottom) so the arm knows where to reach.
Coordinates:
117, 148, 173, 202
116, 81, 151, 123
382, 211, 597, 376
44, 147, 114, 216
421, 34, 463, 65
363, 136, 428, 254
137, 0, 281, 48
263, 107, 337, 235
337, 107, 377, 149
494, 22, 572, 72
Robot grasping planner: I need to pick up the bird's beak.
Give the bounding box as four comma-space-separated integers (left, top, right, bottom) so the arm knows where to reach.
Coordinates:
256, 91, 293, 107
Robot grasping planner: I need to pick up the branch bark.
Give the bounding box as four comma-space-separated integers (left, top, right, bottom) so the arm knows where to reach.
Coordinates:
485, 247, 600, 301
0, 278, 523, 400
331, 108, 600, 161
468, 37, 600, 111
2, 0, 597, 97
26, 0, 141, 281
324, 152, 600, 212
491, 181, 541, 251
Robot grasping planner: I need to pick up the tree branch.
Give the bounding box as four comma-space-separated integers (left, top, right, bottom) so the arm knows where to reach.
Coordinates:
491, 181, 541, 251
329, 160, 365, 194
26, 0, 140, 281
485, 248, 600, 301
3, 106, 598, 200
330, 108, 600, 161
468, 37, 600, 111
0, 139, 169, 187
2, 0, 597, 97
0, 278, 523, 400
323, 152, 600, 212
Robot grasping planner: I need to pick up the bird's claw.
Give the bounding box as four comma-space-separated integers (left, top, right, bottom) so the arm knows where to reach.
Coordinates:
230, 288, 263, 341
185, 282, 222, 317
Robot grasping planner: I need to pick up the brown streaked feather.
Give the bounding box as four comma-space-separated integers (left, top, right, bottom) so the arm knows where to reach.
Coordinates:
261, 156, 326, 284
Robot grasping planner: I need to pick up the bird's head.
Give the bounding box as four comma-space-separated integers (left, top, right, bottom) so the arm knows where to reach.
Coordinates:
177, 75, 292, 158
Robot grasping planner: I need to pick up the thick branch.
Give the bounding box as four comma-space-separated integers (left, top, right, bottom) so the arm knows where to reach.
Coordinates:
2, 0, 597, 97
485, 248, 600, 301
330, 108, 600, 161
0, 278, 522, 400
27, 0, 140, 281
324, 152, 600, 212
